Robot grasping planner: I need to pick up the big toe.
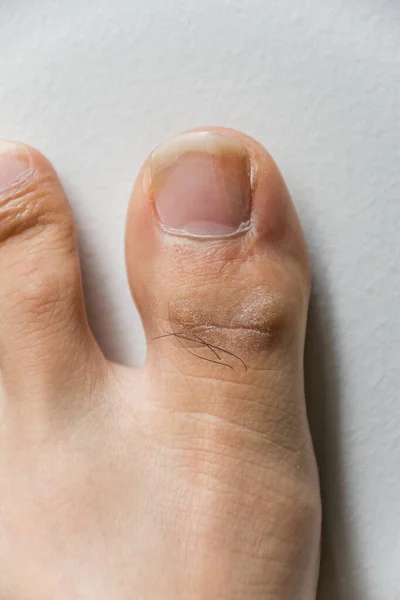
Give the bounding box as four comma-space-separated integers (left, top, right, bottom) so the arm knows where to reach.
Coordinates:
125, 127, 320, 596
126, 127, 311, 448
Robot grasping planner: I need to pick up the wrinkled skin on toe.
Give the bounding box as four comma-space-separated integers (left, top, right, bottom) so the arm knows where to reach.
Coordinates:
0, 130, 321, 599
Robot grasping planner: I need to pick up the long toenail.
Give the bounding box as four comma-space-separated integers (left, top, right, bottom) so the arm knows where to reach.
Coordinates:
150, 131, 253, 238
0, 142, 31, 190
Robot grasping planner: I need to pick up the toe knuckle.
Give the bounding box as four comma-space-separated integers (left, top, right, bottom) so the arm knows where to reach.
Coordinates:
17, 265, 63, 315
5, 256, 80, 329
0, 166, 67, 245
166, 264, 307, 365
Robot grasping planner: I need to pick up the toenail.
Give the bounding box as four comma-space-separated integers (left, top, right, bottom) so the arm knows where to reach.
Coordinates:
0, 142, 31, 190
150, 131, 253, 238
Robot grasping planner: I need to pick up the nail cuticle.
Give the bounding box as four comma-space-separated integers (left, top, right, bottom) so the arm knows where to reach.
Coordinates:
157, 217, 253, 241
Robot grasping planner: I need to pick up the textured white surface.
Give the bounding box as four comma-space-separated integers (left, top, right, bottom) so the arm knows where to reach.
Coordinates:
1, 1, 399, 597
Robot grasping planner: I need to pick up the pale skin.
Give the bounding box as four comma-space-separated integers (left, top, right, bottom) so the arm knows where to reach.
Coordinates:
0, 127, 321, 599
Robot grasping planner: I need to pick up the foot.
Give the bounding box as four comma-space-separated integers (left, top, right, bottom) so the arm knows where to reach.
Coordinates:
0, 129, 321, 599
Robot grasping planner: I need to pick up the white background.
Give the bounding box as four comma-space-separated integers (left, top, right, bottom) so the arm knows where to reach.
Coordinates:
1, 1, 399, 597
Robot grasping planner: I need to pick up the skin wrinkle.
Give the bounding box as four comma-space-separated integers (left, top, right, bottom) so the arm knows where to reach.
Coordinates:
163, 308, 290, 360
119, 372, 305, 480
1, 272, 77, 337
160, 375, 303, 418
162, 261, 302, 336
183, 259, 309, 332
153, 327, 296, 389
147, 369, 312, 474
3, 222, 77, 272
153, 331, 248, 371
160, 369, 301, 411
183, 493, 316, 559
152, 414, 305, 459
0, 172, 64, 245
171, 227, 308, 289
162, 325, 235, 370
164, 433, 308, 480
141, 398, 310, 475
175, 451, 314, 513
170, 442, 309, 489
171, 392, 303, 424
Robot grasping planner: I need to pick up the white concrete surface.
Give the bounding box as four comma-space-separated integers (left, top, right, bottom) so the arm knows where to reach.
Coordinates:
1, 1, 399, 597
